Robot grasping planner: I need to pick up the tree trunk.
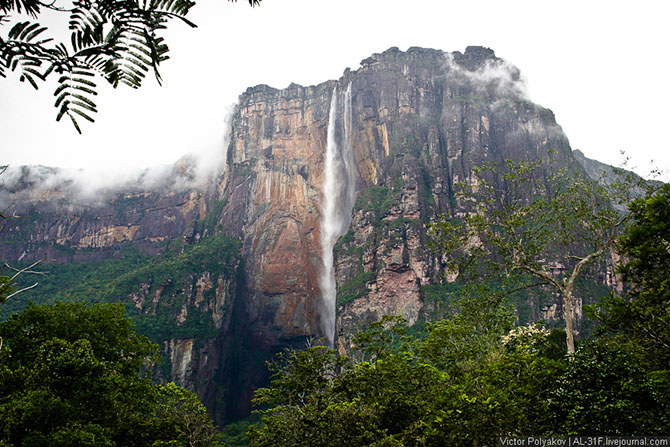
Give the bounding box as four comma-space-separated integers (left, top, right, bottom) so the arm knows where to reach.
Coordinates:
563, 288, 576, 355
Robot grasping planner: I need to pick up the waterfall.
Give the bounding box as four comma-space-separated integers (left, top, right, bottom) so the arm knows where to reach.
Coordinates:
319, 83, 356, 348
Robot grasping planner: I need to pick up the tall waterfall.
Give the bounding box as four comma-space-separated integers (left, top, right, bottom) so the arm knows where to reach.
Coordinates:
319, 84, 356, 348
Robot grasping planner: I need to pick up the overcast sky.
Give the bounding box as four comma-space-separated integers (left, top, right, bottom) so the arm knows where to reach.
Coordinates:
1, 0, 668, 180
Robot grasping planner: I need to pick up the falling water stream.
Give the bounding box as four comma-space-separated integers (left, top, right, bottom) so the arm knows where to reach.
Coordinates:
319, 84, 356, 347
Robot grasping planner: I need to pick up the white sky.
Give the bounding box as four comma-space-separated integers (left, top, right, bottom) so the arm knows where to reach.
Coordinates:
1, 0, 668, 180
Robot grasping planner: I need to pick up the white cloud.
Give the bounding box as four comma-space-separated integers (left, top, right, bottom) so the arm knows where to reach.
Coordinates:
0, 105, 234, 207
444, 51, 529, 100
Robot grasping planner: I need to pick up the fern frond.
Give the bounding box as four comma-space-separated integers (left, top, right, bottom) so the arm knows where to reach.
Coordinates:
7, 20, 50, 44
68, 112, 82, 133
0, 0, 42, 17
2, 0, 258, 131
69, 0, 106, 51
149, 0, 196, 26
1, 21, 53, 88
101, 22, 156, 87
54, 64, 98, 133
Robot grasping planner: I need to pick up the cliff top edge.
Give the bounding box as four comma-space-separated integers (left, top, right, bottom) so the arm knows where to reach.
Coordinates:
243, 45, 499, 96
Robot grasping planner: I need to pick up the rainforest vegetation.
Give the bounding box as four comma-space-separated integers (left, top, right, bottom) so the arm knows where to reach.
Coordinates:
0, 302, 220, 446
0, 179, 668, 446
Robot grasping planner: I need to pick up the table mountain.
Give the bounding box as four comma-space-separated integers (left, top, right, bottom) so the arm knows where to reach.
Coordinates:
0, 46, 621, 422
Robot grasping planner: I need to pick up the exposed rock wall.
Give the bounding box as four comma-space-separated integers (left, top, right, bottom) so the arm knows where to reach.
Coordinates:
217, 82, 333, 350
0, 185, 207, 264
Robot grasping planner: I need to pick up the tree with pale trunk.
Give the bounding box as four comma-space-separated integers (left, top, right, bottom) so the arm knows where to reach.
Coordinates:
431, 156, 649, 354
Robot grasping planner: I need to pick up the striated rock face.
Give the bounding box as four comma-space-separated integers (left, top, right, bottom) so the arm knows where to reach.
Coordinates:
0, 46, 616, 423
218, 82, 333, 349
213, 46, 585, 353
323, 46, 582, 347
0, 166, 208, 264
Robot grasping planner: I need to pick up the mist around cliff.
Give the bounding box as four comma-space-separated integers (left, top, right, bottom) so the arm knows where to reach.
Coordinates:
444, 51, 529, 101
442, 50, 571, 150
0, 105, 234, 209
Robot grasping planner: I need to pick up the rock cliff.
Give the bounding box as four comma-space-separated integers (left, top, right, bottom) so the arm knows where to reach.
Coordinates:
0, 46, 616, 423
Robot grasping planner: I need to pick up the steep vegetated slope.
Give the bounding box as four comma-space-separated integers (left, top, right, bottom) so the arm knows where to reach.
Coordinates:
0, 46, 622, 422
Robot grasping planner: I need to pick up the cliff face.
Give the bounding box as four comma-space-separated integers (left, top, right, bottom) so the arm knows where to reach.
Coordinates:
217, 82, 333, 349
214, 46, 585, 351
335, 46, 581, 346
0, 46, 610, 422
0, 162, 210, 263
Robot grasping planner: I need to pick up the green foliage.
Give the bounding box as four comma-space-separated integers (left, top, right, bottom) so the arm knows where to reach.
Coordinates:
0, 302, 219, 446
590, 184, 670, 362
6, 234, 241, 342
580, 184, 670, 433
547, 337, 669, 435
420, 350, 564, 446
420, 282, 460, 304
152, 382, 220, 447
604, 184, 670, 360
0, 276, 12, 305
251, 245, 670, 443
430, 157, 642, 353
220, 417, 258, 447
432, 158, 627, 277
420, 275, 569, 326
251, 292, 571, 446
416, 284, 515, 376
1, 233, 241, 415
544, 183, 670, 435
250, 343, 447, 447
356, 186, 395, 222
336, 271, 373, 307
116, 234, 240, 341
253, 345, 348, 410
109, 234, 240, 299
197, 198, 227, 235
349, 315, 413, 360
2, 245, 147, 315
618, 183, 670, 285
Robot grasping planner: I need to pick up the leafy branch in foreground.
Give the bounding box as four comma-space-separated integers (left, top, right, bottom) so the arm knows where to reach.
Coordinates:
0, 0, 260, 132
589, 183, 670, 365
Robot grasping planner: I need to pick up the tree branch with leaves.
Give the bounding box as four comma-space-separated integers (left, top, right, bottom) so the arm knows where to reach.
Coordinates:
430, 157, 650, 354
0, 0, 259, 132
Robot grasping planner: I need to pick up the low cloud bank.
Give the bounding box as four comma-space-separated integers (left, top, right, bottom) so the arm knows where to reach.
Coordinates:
444, 50, 530, 101
0, 105, 234, 210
